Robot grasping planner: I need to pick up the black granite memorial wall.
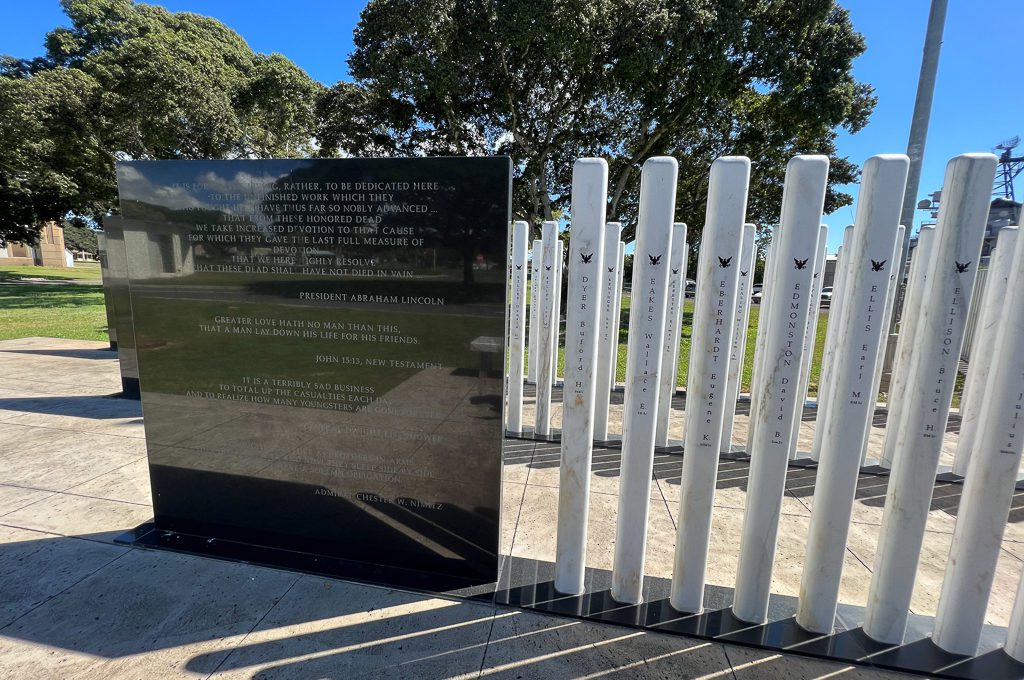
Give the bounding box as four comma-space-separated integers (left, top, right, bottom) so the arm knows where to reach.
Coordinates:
115, 158, 511, 587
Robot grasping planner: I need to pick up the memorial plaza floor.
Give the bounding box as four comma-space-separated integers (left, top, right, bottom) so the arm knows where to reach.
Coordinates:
3, 337, 1019, 678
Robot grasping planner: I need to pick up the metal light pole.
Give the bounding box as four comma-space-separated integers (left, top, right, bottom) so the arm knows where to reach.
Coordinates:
891, 0, 948, 331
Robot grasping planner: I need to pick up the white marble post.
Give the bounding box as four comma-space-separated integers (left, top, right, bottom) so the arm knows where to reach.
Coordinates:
878, 225, 936, 468
507, 221, 531, 434
594, 224, 624, 441
951, 226, 1020, 476
611, 157, 678, 605
732, 155, 828, 624
795, 155, 909, 634
860, 224, 905, 465
611, 241, 626, 390
810, 226, 854, 462
721, 223, 757, 451
863, 153, 997, 645
554, 159, 609, 595
528, 239, 541, 384
746, 237, 777, 451
655, 223, 688, 447
669, 157, 750, 613
553, 240, 565, 386
1007, 569, 1024, 663
933, 227, 1024, 655
535, 222, 560, 436
790, 226, 828, 458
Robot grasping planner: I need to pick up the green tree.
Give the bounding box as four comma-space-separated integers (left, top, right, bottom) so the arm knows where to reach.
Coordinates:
0, 64, 110, 246
62, 216, 99, 255
338, 0, 874, 246
0, 0, 323, 245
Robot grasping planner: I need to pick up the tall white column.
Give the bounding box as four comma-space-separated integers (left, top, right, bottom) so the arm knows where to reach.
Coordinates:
951, 226, 1020, 476
863, 153, 998, 645
861, 224, 906, 465
732, 155, 828, 623
721, 223, 757, 451
528, 239, 541, 384
554, 159, 609, 595
611, 157, 678, 605
810, 226, 854, 461
795, 155, 909, 634
656, 223, 688, 447
790, 226, 829, 457
594, 223, 624, 441
746, 237, 777, 452
534, 222, 559, 436
553, 240, 564, 385
507, 221, 531, 434
611, 241, 625, 387
933, 226, 1024, 655
669, 157, 750, 613
878, 225, 936, 468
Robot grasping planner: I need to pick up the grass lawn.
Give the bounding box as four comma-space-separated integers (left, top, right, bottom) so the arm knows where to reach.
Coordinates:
527, 294, 829, 396
0, 262, 102, 281
0, 264, 108, 342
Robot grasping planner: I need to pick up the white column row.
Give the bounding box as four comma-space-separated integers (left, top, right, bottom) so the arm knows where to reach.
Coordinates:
506, 221, 530, 434
733, 155, 829, 623
860, 224, 905, 466
951, 226, 1020, 476
789, 226, 828, 458
720, 223, 757, 451
527, 240, 541, 384
515, 152, 1020, 661
611, 157, 679, 604
934, 222, 1024, 656
796, 154, 909, 633
655, 223, 688, 447
670, 157, 750, 612
810, 225, 853, 462
878, 225, 936, 467
534, 222, 560, 436
863, 153, 997, 644
554, 159, 609, 594
594, 224, 624, 441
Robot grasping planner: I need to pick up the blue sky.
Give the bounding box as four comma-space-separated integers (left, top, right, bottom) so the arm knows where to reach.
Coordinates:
3, 0, 1022, 253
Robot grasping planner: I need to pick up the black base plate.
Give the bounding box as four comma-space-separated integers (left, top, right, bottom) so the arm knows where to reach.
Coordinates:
115, 522, 494, 598
117, 522, 1024, 679
482, 556, 1024, 680
120, 376, 140, 400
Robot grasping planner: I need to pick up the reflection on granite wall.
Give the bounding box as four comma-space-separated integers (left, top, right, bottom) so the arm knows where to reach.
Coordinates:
100, 216, 140, 398
116, 158, 511, 585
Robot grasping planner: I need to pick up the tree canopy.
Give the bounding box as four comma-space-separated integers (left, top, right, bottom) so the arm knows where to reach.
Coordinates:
2, 0, 876, 251
62, 216, 99, 255
332, 0, 875, 244
0, 0, 322, 245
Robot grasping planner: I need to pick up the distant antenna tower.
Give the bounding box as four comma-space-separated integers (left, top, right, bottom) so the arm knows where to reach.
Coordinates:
994, 136, 1023, 201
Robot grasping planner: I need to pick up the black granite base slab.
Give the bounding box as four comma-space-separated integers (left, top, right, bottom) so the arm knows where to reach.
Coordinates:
115, 521, 495, 598
119, 376, 140, 400
940, 649, 1024, 680
504, 427, 563, 443
720, 450, 752, 463
654, 442, 685, 454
